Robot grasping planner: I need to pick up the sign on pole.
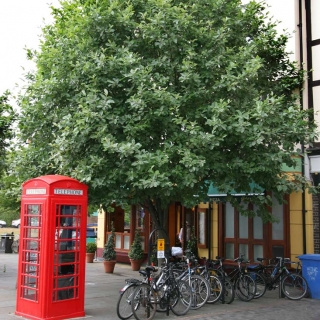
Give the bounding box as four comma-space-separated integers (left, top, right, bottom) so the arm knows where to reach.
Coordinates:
157, 239, 165, 258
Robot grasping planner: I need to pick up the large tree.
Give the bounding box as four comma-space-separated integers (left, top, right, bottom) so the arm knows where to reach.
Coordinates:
0, 91, 15, 175
0, 92, 18, 222
14, 0, 317, 227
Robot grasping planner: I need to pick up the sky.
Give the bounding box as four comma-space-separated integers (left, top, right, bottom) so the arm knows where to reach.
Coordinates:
0, 0, 60, 95
0, 0, 294, 98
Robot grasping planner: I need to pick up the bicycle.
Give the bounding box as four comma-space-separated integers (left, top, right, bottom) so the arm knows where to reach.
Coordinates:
131, 258, 192, 320
249, 257, 308, 300
222, 255, 257, 302
237, 259, 267, 299
172, 252, 211, 309
117, 266, 157, 320
201, 256, 235, 304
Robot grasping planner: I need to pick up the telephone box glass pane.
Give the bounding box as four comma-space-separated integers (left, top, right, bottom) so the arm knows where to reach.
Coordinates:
22, 288, 37, 301
53, 204, 81, 302
20, 204, 42, 302
25, 239, 39, 251
28, 204, 40, 215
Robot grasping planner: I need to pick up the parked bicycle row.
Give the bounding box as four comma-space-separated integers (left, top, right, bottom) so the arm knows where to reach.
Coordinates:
116, 251, 309, 320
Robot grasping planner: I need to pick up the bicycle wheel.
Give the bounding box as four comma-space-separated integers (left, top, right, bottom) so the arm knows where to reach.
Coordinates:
131, 284, 157, 320
189, 275, 210, 309
235, 275, 256, 302
117, 284, 135, 320
247, 271, 267, 299
281, 273, 308, 300
220, 277, 235, 304
206, 275, 223, 304
170, 280, 192, 316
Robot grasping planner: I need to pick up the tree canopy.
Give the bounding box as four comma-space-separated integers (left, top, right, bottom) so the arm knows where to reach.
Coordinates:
0, 92, 15, 175
0, 92, 18, 221
12, 0, 317, 227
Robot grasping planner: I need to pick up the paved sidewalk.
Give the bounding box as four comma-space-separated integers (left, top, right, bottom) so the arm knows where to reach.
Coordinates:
1, 253, 320, 320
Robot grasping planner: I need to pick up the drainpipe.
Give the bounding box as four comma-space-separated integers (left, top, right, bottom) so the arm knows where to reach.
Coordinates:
208, 202, 212, 260
299, 0, 306, 254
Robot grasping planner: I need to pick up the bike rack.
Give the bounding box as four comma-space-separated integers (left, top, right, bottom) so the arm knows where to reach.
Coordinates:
147, 227, 170, 265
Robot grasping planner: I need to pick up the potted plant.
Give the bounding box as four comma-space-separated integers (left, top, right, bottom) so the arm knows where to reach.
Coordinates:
102, 221, 116, 273
86, 242, 97, 263
128, 229, 144, 271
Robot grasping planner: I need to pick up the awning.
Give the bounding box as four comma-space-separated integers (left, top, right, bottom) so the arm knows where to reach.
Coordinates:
207, 182, 265, 201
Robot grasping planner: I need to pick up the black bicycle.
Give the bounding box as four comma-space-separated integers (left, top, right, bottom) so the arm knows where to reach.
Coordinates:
117, 266, 157, 320
199, 256, 235, 304
131, 259, 192, 320
249, 257, 308, 300
222, 255, 257, 302
172, 253, 211, 309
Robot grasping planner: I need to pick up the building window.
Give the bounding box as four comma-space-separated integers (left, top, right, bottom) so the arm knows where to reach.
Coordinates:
197, 208, 207, 248
136, 206, 145, 230
220, 196, 289, 262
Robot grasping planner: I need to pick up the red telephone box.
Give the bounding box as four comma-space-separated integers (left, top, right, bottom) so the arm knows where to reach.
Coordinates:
15, 175, 88, 320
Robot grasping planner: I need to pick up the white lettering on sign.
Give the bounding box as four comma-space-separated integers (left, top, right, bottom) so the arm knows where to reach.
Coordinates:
54, 189, 83, 196
26, 188, 47, 195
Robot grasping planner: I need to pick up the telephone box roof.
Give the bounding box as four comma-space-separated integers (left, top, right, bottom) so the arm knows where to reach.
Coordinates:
23, 175, 82, 186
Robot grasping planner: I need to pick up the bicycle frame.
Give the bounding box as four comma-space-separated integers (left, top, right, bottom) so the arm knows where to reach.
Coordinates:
225, 258, 248, 283
154, 259, 187, 316
268, 257, 293, 287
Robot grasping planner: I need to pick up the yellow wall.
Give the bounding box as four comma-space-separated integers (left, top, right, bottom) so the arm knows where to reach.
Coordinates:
211, 202, 219, 259
197, 202, 219, 260
289, 191, 314, 262
97, 207, 106, 251
197, 203, 209, 259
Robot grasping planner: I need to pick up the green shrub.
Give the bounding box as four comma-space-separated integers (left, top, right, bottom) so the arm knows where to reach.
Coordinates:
86, 242, 97, 253
128, 229, 144, 260
102, 222, 116, 261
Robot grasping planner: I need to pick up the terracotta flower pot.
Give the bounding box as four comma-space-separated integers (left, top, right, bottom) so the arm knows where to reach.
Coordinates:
86, 252, 95, 263
103, 260, 116, 273
130, 259, 142, 271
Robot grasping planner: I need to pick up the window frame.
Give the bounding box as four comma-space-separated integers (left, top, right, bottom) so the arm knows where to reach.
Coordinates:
197, 208, 207, 249
218, 195, 290, 261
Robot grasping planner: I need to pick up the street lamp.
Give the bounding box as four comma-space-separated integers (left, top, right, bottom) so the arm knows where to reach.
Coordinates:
309, 155, 320, 186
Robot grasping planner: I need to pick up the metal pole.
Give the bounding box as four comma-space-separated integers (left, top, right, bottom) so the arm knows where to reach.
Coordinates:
278, 257, 285, 298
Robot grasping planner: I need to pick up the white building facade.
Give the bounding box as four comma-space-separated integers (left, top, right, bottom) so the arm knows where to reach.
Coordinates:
265, 0, 320, 253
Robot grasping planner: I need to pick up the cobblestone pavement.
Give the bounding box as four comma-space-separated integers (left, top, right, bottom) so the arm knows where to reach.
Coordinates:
1, 253, 320, 320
